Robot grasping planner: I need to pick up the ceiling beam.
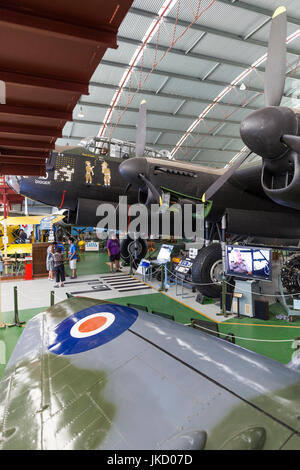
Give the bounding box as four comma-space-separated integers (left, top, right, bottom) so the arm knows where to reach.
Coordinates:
117, 35, 300, 82
101, 58, 264, 93
0, 164, 45, 176
89, 80, 260, 112
0, 124, 62, 138
0, 68, 89, 94
129, 7, 300, 57
72, 117, 241, 140
101, 59, 300, 104
79, 99, 247, 125
0, 138, 55, 150
0, 104, 72, 121
0, 6, 118, 47
0, 157, 46, 166
217, 0, 300, 27
0, 149, 49, 159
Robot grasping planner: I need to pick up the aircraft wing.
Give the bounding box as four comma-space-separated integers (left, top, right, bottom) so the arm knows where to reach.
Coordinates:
6, 243, 32, 255
0, 215, 65, 226
0, 297, 300, 450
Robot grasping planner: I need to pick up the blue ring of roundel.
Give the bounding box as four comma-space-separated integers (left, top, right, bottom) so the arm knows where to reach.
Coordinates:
48, 303, 138, 355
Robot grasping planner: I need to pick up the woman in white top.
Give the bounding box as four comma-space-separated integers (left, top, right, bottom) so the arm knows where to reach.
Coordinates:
46, 242, 56, 280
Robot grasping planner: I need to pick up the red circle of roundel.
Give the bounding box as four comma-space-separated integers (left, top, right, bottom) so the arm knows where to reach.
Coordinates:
79, 316, 107, 333
48, 304, 138, 355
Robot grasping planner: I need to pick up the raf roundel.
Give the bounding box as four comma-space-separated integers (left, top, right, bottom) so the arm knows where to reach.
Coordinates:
70, 312, 115, 339
48, 304, 138, 355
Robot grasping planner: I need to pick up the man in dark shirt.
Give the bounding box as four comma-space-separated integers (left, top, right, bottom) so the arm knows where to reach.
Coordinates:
230, 249, 251, 274
53, 246, 65, 288
107, 234, 121, 273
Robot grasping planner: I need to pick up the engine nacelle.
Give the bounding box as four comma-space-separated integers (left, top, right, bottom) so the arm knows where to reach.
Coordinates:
261, 151, 300, 210
226, 207, 300, 239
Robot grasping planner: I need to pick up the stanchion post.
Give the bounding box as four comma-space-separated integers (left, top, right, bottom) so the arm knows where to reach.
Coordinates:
14, 286, 18, 321
50, 290, 55, 306
7, 286, 25, 328
159, 263, 165, 291
129, 255, 133, 275
0, 280, 5, 329
221, 215, 228, 317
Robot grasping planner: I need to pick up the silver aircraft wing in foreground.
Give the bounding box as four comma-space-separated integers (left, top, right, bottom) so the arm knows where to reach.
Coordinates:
0, 296, 300, 450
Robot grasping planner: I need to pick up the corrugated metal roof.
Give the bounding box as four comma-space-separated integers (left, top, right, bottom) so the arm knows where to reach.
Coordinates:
57, 0, 300, 169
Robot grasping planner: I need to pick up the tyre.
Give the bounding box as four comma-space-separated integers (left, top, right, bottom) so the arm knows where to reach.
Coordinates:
120, 236, 148, 267
191, 243, 224, 298
281, 255, 300, 294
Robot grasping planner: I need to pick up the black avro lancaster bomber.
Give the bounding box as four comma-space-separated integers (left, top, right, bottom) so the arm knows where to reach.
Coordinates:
7, 7, 300, 297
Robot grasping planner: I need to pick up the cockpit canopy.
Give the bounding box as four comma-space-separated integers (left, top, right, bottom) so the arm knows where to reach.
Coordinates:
78, 136, 172, 160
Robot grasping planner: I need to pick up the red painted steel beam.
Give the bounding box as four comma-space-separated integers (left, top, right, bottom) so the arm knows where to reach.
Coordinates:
0, 124, 62, 137
0, 149, 49, 159
0, 68, 89, 94
0, 104, 72, 121
0, 138, 55, 150
0, 158, 45, 166
0, 7, 118, 48
0, 164, 46, 176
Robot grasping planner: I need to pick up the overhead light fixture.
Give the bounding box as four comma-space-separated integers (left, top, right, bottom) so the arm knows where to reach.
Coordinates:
78, 106, 85, 118
239, 82, 246, 91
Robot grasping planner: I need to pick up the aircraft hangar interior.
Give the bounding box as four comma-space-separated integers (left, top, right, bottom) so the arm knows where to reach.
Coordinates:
1, 0, 300, 453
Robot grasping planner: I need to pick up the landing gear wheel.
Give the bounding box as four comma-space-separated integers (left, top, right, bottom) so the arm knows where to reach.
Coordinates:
192, 243, 224, 299
120, 236, 148, 268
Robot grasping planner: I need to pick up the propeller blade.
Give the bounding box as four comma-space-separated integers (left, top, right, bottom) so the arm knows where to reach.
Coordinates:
115, 183, 132, 212
202, 150, 253, 202
282, 134, 300, 154
264, 6, 287, 107
139, 173, 162, 206
136, 100, 147, 158
122, 182, 132, 196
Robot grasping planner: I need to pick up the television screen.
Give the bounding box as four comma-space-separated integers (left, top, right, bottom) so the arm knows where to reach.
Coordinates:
157, 244, 173, 263
225, 245, 272, 281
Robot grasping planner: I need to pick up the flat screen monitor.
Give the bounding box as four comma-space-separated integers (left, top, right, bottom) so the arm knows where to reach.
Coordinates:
225, 245, 272, 281
157, 244, 173, 263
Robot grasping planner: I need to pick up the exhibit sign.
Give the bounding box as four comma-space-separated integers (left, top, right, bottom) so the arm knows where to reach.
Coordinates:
40, 216, 57, 230
85, 242, 99, 252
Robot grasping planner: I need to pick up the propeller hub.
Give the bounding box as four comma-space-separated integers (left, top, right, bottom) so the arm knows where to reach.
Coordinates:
119, 157, 149, 188
240, 107, 298, 159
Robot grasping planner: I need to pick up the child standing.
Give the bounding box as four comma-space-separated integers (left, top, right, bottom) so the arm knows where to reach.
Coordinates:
53, 246, 65, 288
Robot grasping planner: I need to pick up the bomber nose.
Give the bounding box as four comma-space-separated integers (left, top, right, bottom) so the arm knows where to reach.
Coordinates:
5, 175, 20, 193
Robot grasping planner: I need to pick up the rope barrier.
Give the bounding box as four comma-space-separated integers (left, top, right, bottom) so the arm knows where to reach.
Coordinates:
163, 265, 300, 298
6, 270, 299, 345
223, 279, 300, 298
16, 286, 66, 303
190, 323, 295, 343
